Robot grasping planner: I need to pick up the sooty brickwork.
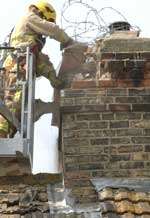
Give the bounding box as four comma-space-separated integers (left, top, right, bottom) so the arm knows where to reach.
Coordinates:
61, 86, 150, 203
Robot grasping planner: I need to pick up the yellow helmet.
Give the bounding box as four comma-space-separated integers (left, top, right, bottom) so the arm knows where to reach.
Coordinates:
33, 1, 56, 23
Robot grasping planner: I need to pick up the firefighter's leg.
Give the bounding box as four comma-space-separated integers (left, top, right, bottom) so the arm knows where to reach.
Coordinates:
2, 54, 26, 137
0, 72, 8, 137
6, 83, 22, 137
0, 115, 8, 138
36, 52, 65, 89
3, 71, 21, 137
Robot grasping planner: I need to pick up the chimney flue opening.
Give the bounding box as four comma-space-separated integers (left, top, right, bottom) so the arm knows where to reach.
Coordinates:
109, 21, 131, 33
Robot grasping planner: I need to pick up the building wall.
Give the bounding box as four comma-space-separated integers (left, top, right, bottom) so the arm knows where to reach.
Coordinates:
0, 183, 49, 217
61, 84, 150, 203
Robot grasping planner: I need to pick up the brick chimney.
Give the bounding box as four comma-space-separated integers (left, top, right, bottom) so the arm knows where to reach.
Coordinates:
60, 23, 150, 204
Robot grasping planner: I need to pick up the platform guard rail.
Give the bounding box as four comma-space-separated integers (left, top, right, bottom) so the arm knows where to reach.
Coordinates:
0, 47, 35, 168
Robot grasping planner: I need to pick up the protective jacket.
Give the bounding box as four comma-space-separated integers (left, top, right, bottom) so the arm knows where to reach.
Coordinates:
0, 10, 70, 137
10, 11, 71, 49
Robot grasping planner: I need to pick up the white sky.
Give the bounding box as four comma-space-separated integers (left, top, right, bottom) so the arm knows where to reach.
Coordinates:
0, 0, 150, 173
0, 0, 150, 65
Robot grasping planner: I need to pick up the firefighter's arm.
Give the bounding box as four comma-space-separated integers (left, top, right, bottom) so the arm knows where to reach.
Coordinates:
27, 14, 72, 44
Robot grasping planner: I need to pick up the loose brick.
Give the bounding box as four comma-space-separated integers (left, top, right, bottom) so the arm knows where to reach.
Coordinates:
102, 130, 116, 137
132, 152, 149, 161
64, 147, 79, 154
65, 156, 79, 164
116, 53, 136, 59
115, 112, 142, 120
65, 179, 92, 187
63, 114, 76, 122
85, 88, 106, 97
144, 145, 150, 152
79, 146, 103, 154
120, 161, 144, 169
78, 155, 90, 163
143, 129, 150, 136
71, 186, 97, 196
132, 169, 150, 177
64, 138, 89, 147
61, 105, 83, 113
63, 121, 88, 130
65, 171, 91, 180
79, 163, 104, 170
129, 88, 150, 96
143, 112, 150, 119
131, 137, 150, 144
115, 96, 141, 103
100, 96, 114, 103
110, 137, 130, 144
61, 98, 74, 106
70, 129, 104, 138
130, 120, 150, 128
72, 80, 97, 89
84, 130, 107, 137
104, 162, 119, 170
107, 88, 127, 96
89, 121, 108, 129
145, 162, 150, 168
132, 104, 150, 112
140, 96, 150, 103
83, 104, 107, 112
92, 170, 107, 177
92, 169, 133, 177
109, 104, 131, 112
110, 155, 131, 162
104, 146, 117, 154
63, 89, 86, 97
76, 113, 100, 121
91, 138, 109, 146
101, 113, 114, 120
116, 129, 142, 136
63, 130, 77, 138
118, 145, 143, 153
101, 52, 115, 59
140, 52, 150, 59
110, 121, 129, 128
65, 163, 79, 171
89, 154, 109, 162
74, 97, 98, 105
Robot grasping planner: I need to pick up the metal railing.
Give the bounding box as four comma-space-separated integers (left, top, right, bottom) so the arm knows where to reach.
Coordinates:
0, 47, 35, 168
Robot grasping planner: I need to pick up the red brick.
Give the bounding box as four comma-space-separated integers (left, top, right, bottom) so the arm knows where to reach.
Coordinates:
109, 104, 131, 112
110, 121, 129, 128
72, 80, 96, 89
107, 88, 127, 96
65, 171, 91, 179
132, 104, 150, 112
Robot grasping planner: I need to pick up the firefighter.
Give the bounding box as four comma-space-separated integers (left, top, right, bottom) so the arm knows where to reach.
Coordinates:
0, 0, 74, 137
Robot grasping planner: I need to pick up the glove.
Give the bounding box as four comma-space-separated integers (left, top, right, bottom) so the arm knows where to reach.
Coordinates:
60, 38, 75, 50
50, 77, 66, 89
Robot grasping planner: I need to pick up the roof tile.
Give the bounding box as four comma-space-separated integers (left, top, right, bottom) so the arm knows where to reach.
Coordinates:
98, 187, 150, 217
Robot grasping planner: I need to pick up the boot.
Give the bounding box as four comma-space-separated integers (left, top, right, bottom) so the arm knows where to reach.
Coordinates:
0, 130, 7, 138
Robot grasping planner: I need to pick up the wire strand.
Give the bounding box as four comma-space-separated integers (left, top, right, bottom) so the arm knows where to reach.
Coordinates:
61, 0, 141, 44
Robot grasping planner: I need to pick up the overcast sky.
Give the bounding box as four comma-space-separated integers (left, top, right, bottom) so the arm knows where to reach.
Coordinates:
0, 0, 150, 65
0, 0, 150, 173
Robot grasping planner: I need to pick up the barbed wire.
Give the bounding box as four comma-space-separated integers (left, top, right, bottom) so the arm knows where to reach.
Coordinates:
61, 0, 141, 44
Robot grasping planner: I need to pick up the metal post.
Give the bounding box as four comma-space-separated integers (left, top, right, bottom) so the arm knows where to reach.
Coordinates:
25, 47, 35, 168
20, 82, 26, 138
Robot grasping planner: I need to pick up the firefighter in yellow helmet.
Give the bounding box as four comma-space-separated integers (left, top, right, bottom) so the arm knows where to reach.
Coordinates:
0, 0, 74, 137
10, 0, 74, 85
